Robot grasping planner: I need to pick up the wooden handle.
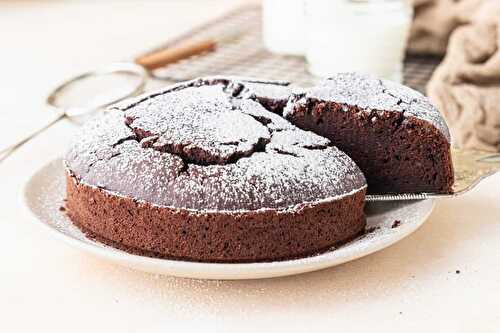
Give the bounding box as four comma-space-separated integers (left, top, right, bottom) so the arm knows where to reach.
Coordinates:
135, 39, 216, 71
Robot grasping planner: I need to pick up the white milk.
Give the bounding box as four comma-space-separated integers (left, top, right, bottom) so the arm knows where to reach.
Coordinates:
262, 0, 305, 56
305, 0, 413, 82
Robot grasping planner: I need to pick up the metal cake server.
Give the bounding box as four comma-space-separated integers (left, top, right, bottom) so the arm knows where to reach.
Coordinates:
366, 148, 500, 202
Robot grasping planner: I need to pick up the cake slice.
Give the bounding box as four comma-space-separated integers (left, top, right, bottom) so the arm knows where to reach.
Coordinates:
283, 73, 454, 194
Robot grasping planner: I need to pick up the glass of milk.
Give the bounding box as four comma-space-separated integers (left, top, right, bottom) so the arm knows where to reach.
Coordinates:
305, 0, 413, 82
262, 0, 305, 56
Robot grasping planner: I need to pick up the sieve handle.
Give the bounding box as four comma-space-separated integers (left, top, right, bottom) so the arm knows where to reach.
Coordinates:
0, 112, 65, 163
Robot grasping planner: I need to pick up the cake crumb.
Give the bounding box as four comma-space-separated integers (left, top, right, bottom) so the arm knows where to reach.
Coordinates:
365, 226, 380, 234
391, 220, 401, 228
59, 206, 66, 212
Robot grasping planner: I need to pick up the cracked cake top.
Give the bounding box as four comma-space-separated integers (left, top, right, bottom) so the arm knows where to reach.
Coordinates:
64, 78, 366, 212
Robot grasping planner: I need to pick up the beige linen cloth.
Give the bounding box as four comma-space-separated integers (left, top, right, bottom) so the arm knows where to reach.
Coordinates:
427, 1, 500, 152
408, 0, 483, 56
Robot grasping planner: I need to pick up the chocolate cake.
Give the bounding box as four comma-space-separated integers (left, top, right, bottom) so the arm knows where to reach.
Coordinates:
64, 79, 367, 263
64, 74, 454, 263
283, 73, 454, 194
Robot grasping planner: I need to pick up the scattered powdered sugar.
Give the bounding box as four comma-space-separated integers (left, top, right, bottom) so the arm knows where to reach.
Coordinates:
65, 79, 366, 211
283, 72, 451, 141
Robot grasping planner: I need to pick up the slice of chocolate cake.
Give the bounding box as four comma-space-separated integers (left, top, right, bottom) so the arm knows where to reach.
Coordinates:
64, 79, 367, 263
283, 73, 454, 194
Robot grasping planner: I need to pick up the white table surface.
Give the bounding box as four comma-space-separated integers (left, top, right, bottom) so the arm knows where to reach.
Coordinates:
1, 1, 499, 332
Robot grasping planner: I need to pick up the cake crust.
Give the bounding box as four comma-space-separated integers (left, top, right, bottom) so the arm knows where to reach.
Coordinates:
65, 170, 365, 263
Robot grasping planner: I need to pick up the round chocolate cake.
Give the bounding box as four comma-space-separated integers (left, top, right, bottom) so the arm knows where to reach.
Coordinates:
64, 74, 454, 263
64, 78, 367, 263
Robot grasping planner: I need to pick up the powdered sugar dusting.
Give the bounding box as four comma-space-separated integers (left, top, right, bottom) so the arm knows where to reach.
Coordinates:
125, 85, 273, 165
65, 79, 366, 211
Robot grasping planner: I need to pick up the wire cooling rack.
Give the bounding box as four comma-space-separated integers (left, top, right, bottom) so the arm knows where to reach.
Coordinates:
146, 5, 441, 94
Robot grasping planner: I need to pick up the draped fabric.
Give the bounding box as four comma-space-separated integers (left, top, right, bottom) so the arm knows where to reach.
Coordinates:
427, 1, 500, 152
408, 0, 483, 56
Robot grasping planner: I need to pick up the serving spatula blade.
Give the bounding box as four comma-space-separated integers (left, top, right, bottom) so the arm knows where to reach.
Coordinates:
366, 148, 500, 202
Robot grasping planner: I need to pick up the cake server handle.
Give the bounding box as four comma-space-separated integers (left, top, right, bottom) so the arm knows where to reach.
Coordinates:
366, 148, 500, 202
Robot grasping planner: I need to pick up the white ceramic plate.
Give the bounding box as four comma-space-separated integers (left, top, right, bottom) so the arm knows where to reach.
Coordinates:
24, 159, 435, 280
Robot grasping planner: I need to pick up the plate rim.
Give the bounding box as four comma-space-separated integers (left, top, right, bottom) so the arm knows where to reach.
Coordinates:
23, 158, 435, 280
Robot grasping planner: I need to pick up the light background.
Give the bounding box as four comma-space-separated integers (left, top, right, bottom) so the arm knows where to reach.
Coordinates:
0, 1, 499, 332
